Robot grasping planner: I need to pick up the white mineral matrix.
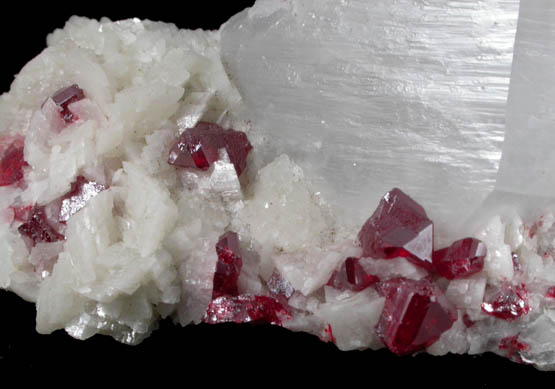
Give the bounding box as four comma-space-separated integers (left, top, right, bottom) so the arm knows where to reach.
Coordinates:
1, 0, 555, 373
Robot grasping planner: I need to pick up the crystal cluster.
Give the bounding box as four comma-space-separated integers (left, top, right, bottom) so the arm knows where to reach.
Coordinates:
2, 0, 555, 372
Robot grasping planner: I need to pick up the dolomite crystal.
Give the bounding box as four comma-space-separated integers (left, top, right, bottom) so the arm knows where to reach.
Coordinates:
2, 0, 555, 372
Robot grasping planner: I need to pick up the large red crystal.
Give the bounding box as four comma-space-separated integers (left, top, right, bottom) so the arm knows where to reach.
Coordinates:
58, 176, 106, 222
0, 137, 27, 187
18, 206, 65, 246
202, 295, 290, 325
168, 122, 252, 176
375, 277, 457, 355
482, 283, 530, 321
327, 257, 380, 292
358, 188, 434, 270
213, 231, 243, 298
432, 238, 486, 280
51, 84, 85, 124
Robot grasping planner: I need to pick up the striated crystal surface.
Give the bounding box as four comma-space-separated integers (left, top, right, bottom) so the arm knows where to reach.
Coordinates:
375, 277, 457, 355
221, 0, 519, 242
433, 238, 486, 280
358, 188, 434, 270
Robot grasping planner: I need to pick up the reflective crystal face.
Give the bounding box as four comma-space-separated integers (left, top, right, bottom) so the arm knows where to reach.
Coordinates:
375, 277, 457, 355
58, 176, 106, 222
51, 84, 85, 123
168, 122, 252, 176
213, 231, 243, 298
202, 295, 290, 325
433, 238, 486, 280
327, 257, 380, 292
482, 283, 531, 321
358, 188, 434, 270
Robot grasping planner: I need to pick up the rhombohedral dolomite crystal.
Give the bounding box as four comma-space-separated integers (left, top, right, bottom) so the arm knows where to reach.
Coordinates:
2, 0, 555, 371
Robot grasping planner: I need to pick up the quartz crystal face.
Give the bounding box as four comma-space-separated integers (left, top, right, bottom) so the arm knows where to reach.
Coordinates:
3, 0, 555, 374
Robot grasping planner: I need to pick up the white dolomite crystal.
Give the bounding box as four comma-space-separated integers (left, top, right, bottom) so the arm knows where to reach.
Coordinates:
1, 0, 555, 372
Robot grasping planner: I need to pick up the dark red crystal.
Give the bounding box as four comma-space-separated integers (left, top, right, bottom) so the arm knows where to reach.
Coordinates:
58, 176, 105, 222
202, 295, 290, 325
499, 334, 530, 364
0, 137, 27, 187
432, 238, 486, 280
358, 188, 434, 270
482, 283, 530, 321
327, 257, 379, 292
51, 84, 85, 124
462, 313, 475, 328
18, 206, 65, 246
546, 286, 555, 299
11, 205, 32, 223
213, 231, 243, 298
168, 122, 252, 176
375, 277, 457, 355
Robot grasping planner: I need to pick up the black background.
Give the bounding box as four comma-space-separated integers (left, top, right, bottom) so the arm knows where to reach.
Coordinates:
0, 0, 545, 381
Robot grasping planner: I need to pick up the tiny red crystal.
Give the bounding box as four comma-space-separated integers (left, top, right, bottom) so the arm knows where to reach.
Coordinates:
202, 295, 290, 325
51, 84, 85, 123
18, 206, 65, 246
432, 238, 486, 280
375, 277, 457, 355
327, 257, 379, 292
499, 334, 530, 364
0, 137, 27, 187
213, 231, 243, 298
358, 188, 434, 270
482, 283, 530, 321
546, 286, 555, 299
168, 122, 252, 176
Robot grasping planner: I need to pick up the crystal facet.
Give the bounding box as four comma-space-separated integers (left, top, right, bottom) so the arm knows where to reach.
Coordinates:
0, 137, 27, 187
202, 295, 290, 325
51, 84, 85, 123
168, 122, 252, 176
213, 231, 243, 298
358, 188, 434, 270
482, 283, 531, 321
433, 238, 486, 280
18, 206, 65, 246
375, 277, 457, 355
327, 257, 380, 292
58, 176, 106, 222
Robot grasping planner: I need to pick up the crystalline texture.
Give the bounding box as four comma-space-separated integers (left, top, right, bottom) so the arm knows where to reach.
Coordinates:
221, 0, 519, 241
0, 137, 27, 187
202, 295, 290, 325
433, 238, 486, 280
327, 257, 380, 292
18, 206, 65, 246
58, 176, 106, 222
51, 84, 85, 124
375, 277, 457, 355
168, 122, 252, 176
213, 231, 243, 298
482, 283, 530, 321
358, 188, 434, 270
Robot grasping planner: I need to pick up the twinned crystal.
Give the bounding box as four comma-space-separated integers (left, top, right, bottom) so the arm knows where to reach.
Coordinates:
3, 0, 555, 371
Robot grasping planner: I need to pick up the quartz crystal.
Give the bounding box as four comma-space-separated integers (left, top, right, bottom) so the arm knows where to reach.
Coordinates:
3, 0, 555, 372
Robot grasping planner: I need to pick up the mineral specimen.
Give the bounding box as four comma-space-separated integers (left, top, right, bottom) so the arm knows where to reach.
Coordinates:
2, 0, 555, 373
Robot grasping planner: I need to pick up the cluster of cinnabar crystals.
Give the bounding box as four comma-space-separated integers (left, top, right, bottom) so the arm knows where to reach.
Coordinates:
331, 187, 530, 356
499, 334, 530, 364
202, 231, 291, 325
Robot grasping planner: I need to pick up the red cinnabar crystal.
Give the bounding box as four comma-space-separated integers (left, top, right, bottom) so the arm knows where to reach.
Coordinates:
202, 295, 290, 325
546, 286, 555, 299
499, 334, 530, 364
58, 176, 105, 222
18, 206, 65, 246
375, 277, 457, 355
358, 188, 434, 270
213, 231, 243, 298
482, 283, 530, 320
432, 238, 486, 280
327, 257, 379, 291
168, 122, 252, 176
51, 84, 85, 123
0, 137, 27, 187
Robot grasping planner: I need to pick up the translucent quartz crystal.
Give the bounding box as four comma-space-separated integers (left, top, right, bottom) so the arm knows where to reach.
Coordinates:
221, 0, 519, 242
